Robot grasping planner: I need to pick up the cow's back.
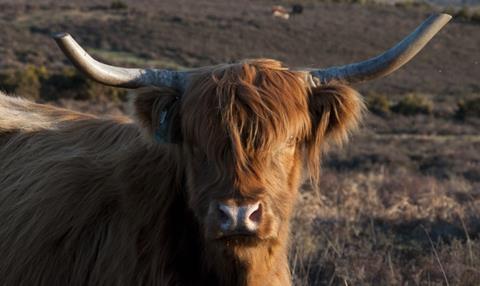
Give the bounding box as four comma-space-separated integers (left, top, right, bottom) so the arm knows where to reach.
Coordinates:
0, 93, 148, 286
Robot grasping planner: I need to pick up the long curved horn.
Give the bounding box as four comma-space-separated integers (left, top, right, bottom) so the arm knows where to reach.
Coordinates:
53, 33, 187, 91
308, 13, 452, 85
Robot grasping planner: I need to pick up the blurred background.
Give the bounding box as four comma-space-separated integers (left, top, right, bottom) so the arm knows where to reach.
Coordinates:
0, 0, 479, 284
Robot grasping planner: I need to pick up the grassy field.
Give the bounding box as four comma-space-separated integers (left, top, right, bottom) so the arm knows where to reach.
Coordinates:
0, 0, 479, 285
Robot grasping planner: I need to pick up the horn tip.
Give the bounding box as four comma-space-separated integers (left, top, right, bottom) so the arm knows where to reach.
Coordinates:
52, 32, 71, 40
439, 13, 453, 20
433, 13, 453, 22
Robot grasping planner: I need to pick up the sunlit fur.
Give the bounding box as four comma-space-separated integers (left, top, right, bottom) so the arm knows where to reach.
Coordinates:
0, 59, 364, 286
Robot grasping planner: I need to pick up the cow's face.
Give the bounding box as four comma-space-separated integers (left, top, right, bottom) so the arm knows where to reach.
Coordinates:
179, 61, 312, 246
182, 129, 302, 243
134, 60, 364, 248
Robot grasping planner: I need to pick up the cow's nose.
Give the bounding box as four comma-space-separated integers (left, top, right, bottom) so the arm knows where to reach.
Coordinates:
217, 201, 262, 234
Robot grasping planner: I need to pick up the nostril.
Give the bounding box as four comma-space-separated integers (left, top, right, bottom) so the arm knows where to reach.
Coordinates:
217, 206, 230, 223
248, 203, 262, 223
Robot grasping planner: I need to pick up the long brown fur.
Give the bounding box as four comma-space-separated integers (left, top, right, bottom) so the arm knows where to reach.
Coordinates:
0, 59, 364, 286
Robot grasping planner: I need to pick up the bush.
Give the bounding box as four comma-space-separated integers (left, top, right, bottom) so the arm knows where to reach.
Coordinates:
366, 93, 391, 116
455, 97, 480, 120
0, 65, 48, 100
41, 68, 128, 102
110, 0, 128, 10
40, 68, 90, 101
391, 93, 433, 116
0, 67, 128, 103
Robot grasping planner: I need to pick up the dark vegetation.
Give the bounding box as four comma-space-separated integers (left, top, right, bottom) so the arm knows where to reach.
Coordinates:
0, 66, 128, 102
367, 92, 435, 116
0, 0, 478, 285
110, 0, 128, 10
443, 6, 480, 23
456, 98, 480, 121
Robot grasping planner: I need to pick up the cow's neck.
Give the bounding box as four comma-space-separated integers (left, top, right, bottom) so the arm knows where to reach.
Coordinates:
201, 228, 291, 286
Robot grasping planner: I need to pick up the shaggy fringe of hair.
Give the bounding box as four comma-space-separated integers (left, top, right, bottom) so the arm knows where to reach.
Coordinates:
181, 59, 311, 186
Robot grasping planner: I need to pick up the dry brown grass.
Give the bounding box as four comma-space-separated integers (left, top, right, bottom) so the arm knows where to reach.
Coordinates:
287, 109, 480, 285
291, 169, 480, 285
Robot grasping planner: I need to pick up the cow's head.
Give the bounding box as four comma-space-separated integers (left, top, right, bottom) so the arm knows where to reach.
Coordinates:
133, 60, 363, 246
53, 12, 451, 254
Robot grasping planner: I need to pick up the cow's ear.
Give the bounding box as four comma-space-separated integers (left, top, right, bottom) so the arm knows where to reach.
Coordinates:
132, 87, 182, 143
305, 84, 364, 178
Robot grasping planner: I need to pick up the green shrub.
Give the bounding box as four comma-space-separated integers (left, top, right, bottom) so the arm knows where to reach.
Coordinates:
40, 68, 128, 102
110, 0, 128, 10
84, 81, 129, 103
366, 93, 391, 116
0, 71, 17, 94
0, 65, 48, 100
455, 97, 480, 120
391, 93, 433, 116
0, 66, 128, 103
39, 68, 88, 101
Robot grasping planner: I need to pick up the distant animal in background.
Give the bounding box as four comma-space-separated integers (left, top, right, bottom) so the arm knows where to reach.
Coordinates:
272, 4, 304, 20
291, 4, 304, 15
272, 5, 290, 20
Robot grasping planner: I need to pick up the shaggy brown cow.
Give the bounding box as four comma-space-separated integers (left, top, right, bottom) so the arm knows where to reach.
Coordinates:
0, 14, 450, 286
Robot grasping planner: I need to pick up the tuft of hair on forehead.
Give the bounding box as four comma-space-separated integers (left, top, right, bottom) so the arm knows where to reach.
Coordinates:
181, 59, 311, 179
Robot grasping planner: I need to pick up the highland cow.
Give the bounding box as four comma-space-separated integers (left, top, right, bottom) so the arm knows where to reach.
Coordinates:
0, 14, 450, 286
